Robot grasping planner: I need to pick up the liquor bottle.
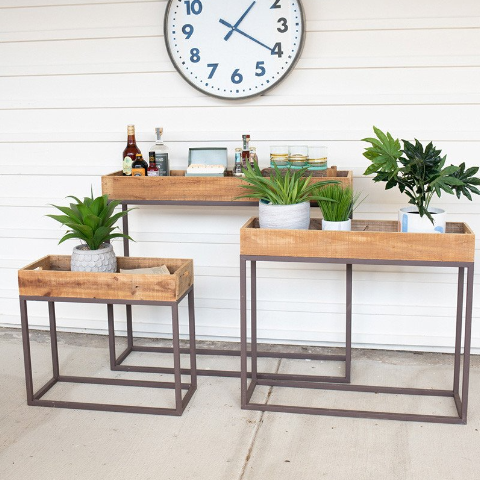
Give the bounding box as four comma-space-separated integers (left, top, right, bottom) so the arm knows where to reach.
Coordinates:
241, 134, 250, 168
149, 127, 169, 176
233, 148, 244, 177
147, 154, 159, 176
249, 146, 258, 168
122, 125, 141, 176
132, 153, 148, 176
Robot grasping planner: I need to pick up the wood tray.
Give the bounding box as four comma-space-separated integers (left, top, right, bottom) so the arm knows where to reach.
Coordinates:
102, 167, 353, 203
240, 218, 475, 263
18, 256, 193, 302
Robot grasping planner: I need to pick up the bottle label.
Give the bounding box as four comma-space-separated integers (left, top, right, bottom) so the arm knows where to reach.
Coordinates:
123, 156, 132, 175
147, 170, 159, 176
153, 152, 169, 176
132, 168, 145, 176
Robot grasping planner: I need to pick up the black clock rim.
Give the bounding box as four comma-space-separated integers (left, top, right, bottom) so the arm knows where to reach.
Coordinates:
163, 0, 306, 101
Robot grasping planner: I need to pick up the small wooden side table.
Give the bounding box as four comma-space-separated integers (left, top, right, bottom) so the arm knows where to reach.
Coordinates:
18, 255, 196, 416
239, 218, 475, 424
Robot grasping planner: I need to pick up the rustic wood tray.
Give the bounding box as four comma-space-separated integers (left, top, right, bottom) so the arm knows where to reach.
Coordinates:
102, 167, 353, 203
240, 218, 475, 263
18, 256, 193, 302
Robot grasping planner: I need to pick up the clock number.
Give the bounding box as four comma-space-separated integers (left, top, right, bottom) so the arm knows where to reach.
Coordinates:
207, 63, 219, 79
184, 0, 202, 15
231, 69, 243, 84
182, 24, 194, 39
271, 42, 283, 58
271, 0, 281, 9
277, 17, 288, 33
190, 48, 201, 63
255, 61, 266, 77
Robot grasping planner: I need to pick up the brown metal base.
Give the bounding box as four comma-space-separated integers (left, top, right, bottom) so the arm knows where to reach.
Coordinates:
241, 256, 474, 424
19, 287, 197, 416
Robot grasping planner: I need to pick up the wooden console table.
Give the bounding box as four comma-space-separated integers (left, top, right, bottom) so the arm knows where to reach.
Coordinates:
18, 256, 197, 416
101, 169, 353, 379
239, 218, 475, 424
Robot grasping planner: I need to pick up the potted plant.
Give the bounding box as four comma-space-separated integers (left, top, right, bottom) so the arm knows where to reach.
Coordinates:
362, 127, 480, 233
237, 163, 338, 229
47, 190, 133, 272
318, 185, 363, 231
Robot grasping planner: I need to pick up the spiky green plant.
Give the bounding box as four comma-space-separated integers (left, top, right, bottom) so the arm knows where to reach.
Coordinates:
318, 185, 363, 222
236, 163, 339, 205
47, 190, 134, 250
363, 126, 480, 224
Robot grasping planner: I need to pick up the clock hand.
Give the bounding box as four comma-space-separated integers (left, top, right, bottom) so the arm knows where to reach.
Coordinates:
219, 19, 273, 52
224, 1, 256, 41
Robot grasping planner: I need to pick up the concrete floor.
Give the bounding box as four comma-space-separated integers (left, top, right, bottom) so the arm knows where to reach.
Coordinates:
0, 327, 479, 480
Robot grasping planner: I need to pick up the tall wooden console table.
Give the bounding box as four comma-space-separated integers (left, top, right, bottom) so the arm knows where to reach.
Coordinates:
102, 169, 353, 379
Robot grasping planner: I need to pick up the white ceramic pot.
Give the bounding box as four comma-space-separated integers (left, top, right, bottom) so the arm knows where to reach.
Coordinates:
259, 201, 310, 230
71, 243, 117, 273
398, 207, 446, 234
322, 219, 352, 231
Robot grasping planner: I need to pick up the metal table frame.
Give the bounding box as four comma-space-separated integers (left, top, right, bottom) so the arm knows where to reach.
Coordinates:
115, 201, 351, 379
19, 286, 197, 416
240, 255, 475, 424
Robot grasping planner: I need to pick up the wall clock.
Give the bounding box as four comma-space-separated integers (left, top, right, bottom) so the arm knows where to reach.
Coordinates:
164, 0, 306, 100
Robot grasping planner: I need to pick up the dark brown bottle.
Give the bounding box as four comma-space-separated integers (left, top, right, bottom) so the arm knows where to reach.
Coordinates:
122, 125, 141, 176
132, 153, 148, 176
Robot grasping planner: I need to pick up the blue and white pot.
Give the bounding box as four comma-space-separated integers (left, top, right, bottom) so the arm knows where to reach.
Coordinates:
398, 207, 446, 234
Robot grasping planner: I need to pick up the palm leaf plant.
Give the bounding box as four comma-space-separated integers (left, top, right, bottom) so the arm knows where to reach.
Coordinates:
47, 190, 134, 250
236, 162, 339, 205
363, 126, 480, 224
318, 185, 363, 222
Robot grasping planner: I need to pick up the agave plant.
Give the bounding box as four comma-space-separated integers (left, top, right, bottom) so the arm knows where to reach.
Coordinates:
47, 190, 133, 250
363, 126, 480, 223
236, 162, 338, 205
318, 185, 363, 222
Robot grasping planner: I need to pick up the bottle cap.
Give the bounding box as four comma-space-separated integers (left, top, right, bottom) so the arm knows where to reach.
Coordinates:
136, 153, 142, 157
127, 125, 135, 135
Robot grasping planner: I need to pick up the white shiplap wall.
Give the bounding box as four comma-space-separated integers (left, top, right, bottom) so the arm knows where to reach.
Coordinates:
1, 0, 479, 353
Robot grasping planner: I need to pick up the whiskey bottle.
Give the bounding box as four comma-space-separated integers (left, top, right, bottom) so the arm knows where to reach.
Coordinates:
122, 125, 141, 176
149, 127, 169, 176
132, 153, 148, 176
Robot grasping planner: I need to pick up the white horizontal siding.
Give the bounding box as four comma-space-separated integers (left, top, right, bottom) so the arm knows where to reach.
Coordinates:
0, 0, 479, 352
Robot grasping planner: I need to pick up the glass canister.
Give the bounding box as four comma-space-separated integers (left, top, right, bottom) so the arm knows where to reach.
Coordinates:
307, 146, 328, 171
270, 145, 289, 168
288, 145, 309, 169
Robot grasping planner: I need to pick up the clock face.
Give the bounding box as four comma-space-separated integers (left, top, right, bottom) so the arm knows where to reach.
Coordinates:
164, 0, 305, 100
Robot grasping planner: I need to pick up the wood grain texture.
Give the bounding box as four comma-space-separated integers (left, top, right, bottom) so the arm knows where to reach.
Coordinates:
18, 256, 193, 302
102, 169, 353, 202
240, 218, 475, 263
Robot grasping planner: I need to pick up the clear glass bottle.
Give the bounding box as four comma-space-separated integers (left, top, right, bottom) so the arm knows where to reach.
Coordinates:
233, 148, 244, 177
149, 127, 170, 176
241, 134, 250, 167
249, 146, 258, 168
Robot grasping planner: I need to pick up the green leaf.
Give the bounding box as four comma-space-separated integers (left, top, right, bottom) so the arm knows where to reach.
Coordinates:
49, 205, 82, 224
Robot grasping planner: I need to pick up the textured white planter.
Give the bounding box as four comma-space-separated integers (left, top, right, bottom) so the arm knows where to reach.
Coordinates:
259, 201, 310, 230
322, 219, 352, 231
398, 207, 446, 234
71, 243, 117, 273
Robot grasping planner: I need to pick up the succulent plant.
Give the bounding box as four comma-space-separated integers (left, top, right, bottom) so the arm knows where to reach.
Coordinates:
47, 190, 133, 250
237, 162, 339, 205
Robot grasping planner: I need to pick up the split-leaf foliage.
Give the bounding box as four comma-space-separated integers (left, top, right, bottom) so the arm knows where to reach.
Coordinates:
363, 126, 480, 224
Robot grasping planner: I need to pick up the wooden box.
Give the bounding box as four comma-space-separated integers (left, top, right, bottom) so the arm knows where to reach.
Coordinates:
102, 168, 353, 203
240, 218, 475, 263
18, 256, 193, 302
